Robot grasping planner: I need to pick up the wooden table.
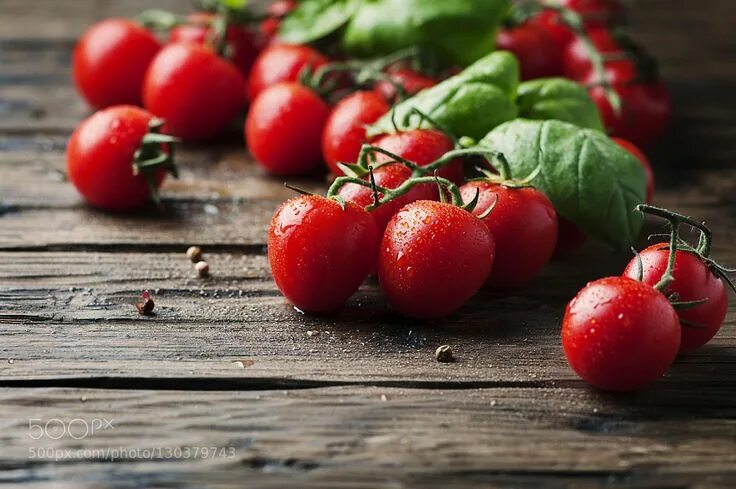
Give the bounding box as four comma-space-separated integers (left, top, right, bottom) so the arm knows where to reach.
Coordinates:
2, 1, 736, 487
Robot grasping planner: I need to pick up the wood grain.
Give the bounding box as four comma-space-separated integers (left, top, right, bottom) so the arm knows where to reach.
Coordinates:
1, 386, 735, 488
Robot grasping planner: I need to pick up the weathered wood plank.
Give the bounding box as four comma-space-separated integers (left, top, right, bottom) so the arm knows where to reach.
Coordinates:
0, 250, 734, 383
0, 386, 735, 488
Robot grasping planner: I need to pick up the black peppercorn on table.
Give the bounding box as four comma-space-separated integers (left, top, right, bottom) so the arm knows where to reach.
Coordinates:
1, 1, 735, 487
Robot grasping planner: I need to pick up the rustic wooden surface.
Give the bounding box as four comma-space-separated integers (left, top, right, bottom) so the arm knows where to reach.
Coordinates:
1, 0, 736, 487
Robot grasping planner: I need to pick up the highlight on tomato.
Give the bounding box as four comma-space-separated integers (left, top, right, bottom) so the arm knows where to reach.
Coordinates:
66, 105, 178, 211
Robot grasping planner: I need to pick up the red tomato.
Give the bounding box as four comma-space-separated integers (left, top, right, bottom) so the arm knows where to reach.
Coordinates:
268, 195, 379, 313
563, 28, 620, 80
554, 218, 588, 255
337, 163, 436, 235
66, 106, 167, 211
560, 0, 625, 28
622, 244, 728, 354
562, 276, 681, 391
73, 19, 161, 109
496, 23, 564, 80
246, 82, 329, 176
167, 13, 259, 77
379, 201, 495, 319
374, 129, 464, 185
584, 60, 671, 147
322, 91, 390, 175
612, 137, 655, 203
460, 182, 558, 288
374, 68, 437, 102
247, 44, 328, 101
143, 43, 246, 142
527, 10, 575, 49
260, 0, 298, 40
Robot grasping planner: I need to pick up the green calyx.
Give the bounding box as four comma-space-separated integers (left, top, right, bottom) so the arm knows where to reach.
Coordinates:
634, 205, 736, 318
132, 119, 179, 205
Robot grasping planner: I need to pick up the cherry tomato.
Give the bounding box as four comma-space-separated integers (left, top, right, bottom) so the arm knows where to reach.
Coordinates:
562, 276, 681, 391
338, 163, 436, 235
563, 28, 620, 80
554, 218, 588, 256
560, 0, 625, 28
268, 195, 379, 313
322, 91, 390, 175
374, 68, 437, 102
584, 60, 671, 147
246, 82, 329, 176
379, 201, 494, 319
143, 43, 246, 142
460, 182, 558, 288
612, 137, 655, 203
168, 13, 259, 77
527, 10, 575, 49
66, 106, 167, 211
496, 23, 564, 80
374, 129, 464, 185
73, 19, 161, 109
247, 44, 328, 101
622, 244, 728, 354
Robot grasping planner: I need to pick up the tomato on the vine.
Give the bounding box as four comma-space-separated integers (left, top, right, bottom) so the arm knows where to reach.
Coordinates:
322, 91, 390, 175
460, 182, 558, 288
260, 0, 298, 41
246, 82, 329, 176
622, 244, 728, 354
143, 43, 246, 141
67, 105, 174, 211
584, 60, 671, 147
337, 163, 435, 235
374, 129, 464, 185
562, 276, 681, 391
268, 195, 379, 313
612, 137, 655, 203
374, 68, 437, 102
527, 10, 576, 50
379, 201, 495, 319
247, 44, 328, 101
73, 19, 162, 109
563, 28, 620, 80
167, 12, 259, 77
496, 23, 564, 80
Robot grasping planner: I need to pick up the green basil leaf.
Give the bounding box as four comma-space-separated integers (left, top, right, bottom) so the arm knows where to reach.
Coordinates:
480, 119, 646, 249
368, 51, 520, 140
342, 0, 510, 66
516, 78, 604, 131
278, 0, 358, 44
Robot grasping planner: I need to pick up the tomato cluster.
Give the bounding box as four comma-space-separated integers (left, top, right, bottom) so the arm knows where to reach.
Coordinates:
499, 0, 671, 147
64, 1, 734, 395
562, 206, 734, 391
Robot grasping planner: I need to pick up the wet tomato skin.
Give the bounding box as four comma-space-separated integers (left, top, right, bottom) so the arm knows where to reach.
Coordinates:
338, 163, 436, 235
562, 276, 681, 391
66, 105, 166, 211
73, 19, 162, 109
622, 244, 728, 354
143, 43, 246, 142
461, 182, 558, 288
268, 195, 379, 313
322, 91, 390, 175
246, 82, 330, 176
379, 201, 495, 319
